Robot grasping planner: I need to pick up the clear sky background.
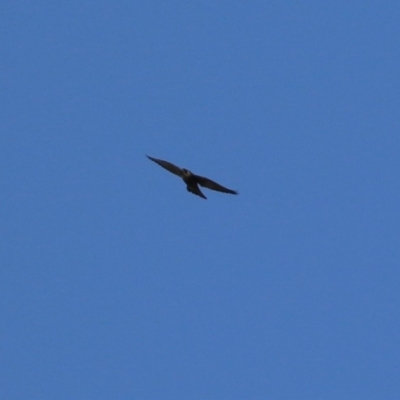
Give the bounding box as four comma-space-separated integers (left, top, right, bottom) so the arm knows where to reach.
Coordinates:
1, 2, 399, 399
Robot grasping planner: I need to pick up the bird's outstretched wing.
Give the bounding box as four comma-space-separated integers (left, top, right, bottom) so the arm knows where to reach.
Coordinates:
187, 184, 207, 199
194, 175, 238, 195
146, 155, 182, 177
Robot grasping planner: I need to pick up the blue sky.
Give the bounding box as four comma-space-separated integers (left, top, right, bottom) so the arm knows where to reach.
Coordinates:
1, 2, 399, 399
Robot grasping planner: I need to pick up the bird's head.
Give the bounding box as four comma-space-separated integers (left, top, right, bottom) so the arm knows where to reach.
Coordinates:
181, 168, 192, 177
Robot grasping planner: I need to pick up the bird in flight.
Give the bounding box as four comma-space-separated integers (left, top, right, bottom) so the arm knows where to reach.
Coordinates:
146, 155, 238, 200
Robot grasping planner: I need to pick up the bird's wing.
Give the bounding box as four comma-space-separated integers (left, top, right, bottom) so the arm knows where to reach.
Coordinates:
194, 175, 238, 195
187, 184, 207, 199
146, 155, 182, 177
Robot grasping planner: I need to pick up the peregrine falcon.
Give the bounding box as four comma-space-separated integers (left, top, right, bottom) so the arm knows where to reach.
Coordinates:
146, 155, 238, 200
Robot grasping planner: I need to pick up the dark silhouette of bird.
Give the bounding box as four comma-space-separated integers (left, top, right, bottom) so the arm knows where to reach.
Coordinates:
146, 155, 238, 200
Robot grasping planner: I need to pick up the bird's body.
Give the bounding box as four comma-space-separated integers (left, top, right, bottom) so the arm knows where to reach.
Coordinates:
146, 155, 237, 200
